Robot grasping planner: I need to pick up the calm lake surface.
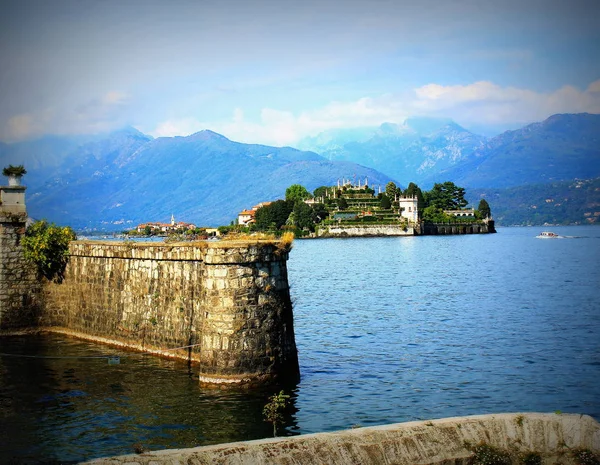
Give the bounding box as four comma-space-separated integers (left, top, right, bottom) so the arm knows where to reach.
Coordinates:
1, 225, 599, 463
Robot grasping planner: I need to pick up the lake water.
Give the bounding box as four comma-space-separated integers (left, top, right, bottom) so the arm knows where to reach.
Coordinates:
1, 225, 599, 463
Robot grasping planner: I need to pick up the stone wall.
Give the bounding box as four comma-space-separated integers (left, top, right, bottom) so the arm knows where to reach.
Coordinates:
83, 413, 600, 465
42, 240, 299, 386
318, 224, 415, 237
420, 220, 496, 235
0, 211, 41, 330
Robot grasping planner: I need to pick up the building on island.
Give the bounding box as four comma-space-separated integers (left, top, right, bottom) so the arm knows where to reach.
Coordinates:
238, 202, 273, 226
444, 209, 476, 217
136, 214, 196, 234
398, 196, 419, 222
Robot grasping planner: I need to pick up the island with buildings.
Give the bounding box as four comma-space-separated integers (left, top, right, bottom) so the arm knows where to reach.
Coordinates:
233, 178, 495, 238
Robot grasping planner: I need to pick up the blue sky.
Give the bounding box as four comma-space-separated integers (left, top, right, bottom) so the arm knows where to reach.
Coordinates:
1, 0, 599, 145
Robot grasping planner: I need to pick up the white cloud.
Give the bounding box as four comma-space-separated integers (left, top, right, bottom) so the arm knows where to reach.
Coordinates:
151, 97, 410, 146
151, 79, 600, 145
412, 80, 600, 125
6, 80, 600, 144
588, 80, 600, 93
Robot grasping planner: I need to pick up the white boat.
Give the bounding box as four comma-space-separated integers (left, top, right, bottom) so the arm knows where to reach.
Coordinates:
536, 231, 561, 239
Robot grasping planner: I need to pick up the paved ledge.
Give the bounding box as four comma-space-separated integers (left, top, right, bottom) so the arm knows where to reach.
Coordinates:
83, 412, 599, 464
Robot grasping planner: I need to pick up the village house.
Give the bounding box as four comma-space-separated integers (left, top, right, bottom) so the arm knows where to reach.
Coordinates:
237, 202, 273, 226
136, 214, 196, 234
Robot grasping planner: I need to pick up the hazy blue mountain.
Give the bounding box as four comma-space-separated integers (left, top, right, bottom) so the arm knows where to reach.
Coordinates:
430, 113, 600, 189
4, 113, 599, 229
2, 129, 393, 230
466, 178, 600, 226
297, 117, 487, 185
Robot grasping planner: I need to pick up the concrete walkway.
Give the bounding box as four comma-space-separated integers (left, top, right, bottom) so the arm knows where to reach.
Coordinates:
83, 413, 600, 465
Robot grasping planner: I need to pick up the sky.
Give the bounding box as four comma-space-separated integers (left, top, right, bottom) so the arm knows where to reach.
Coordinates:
1, 0, 599, 146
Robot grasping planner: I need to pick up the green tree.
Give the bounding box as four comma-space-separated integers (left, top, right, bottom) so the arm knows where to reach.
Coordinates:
255, 200, 294, 230
263, 391, 290, 437
385, 182, 399, 202
293, 201, 315, 231
22, 220, 77, 283
311, 203, 329, 223
405, 182, 425, 218
337, 197, 348, 210
313, 186, 329, 200
422, 206, 451, 223
285, 184, 312, 204
144, 225, 152, 236
424, 181, 468, 211
380, 194, 391, 209
478, 198, 491, 218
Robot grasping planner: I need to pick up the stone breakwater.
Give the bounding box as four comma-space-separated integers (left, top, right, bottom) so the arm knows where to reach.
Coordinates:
38, 240, 299, 386
318, 224, 415, 237
82, 413, 600, 465
316, 221, 495, 238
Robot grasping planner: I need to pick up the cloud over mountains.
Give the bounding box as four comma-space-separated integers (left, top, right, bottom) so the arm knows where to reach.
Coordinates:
151, 79, 600, 146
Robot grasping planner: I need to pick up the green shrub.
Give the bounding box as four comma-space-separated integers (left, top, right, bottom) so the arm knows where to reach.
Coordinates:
22, 220, 76, 283
2, 164, 27, 177
263, 390, 290, 437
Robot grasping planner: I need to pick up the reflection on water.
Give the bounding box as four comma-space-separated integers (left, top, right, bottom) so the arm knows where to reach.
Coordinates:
1, 225, 599, 463
0, 334, 298, 463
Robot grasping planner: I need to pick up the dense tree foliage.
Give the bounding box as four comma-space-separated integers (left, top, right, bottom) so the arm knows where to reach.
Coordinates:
404, 182, 425, 216
421, 206, 451, 223
385, 181, 399, 201
22, 220, 77, 283
293, 201, 316, 231
254, 200, 293, 230
311, 203, 329, 223
478, 199, 491, 218
380, 194, 391, 209
313, 186, 329, 199
337, 197, 348, 210
285, 184, 312, 204
424, 181, 468, 210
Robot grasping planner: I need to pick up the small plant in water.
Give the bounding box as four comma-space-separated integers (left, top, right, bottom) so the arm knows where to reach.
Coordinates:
263, 390, 290, 437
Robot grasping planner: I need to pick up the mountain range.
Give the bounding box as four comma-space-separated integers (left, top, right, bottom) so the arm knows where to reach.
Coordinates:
297, 117, 488, 185
298, 114, 600, 190
0, 113, 599, 229
0, 129, 393, 230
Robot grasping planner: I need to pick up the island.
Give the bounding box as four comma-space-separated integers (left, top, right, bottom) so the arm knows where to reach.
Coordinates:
228, 179, 495, 238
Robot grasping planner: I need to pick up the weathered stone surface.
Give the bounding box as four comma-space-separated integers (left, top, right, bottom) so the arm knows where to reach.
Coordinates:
81, 413, 600, 465
319, 224, 415, 237
3, 239, 299, 386
0, 214, 41, 330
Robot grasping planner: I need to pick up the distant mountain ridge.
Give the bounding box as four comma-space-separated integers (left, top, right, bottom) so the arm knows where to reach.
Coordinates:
299, 114, 600, 192
297, 117, 487, 185
1, 113, 599, 229
1, 128, 393, 230
431, 113, 600, 188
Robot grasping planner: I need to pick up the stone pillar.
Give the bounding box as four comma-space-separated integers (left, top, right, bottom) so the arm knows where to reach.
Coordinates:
198, 243, 300, 386
0, 183, 40, 330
